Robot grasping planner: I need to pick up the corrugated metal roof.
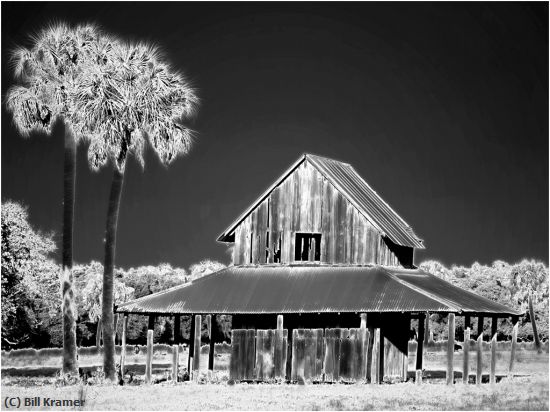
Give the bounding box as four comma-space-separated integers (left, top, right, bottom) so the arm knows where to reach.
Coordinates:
307, 155, 423, 248
217, 154, 424, 249
117, 265, 521, 316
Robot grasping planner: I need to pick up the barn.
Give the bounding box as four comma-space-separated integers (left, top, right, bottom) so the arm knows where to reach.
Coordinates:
117, 153, 521, 384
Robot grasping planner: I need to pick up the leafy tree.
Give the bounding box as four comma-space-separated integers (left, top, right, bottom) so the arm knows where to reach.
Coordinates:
1, 201, 57, 348
419, 259, 548, 341
189, 259, 226, 281
74, 38, 198, 380
5, 23, 106, 374
73, 261, 134, 347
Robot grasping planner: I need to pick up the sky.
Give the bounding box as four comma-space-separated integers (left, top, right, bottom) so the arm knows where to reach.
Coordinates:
1, 2, 548, 270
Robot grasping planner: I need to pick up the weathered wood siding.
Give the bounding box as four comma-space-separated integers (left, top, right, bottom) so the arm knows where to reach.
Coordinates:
232, 160, 410, 266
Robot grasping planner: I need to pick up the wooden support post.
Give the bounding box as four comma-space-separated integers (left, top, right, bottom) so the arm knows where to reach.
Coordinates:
145, 328, 153, 384
508, 315, 519, 377
188, 314, 195, 373
477, 316, 484, 340
446, 313, 455, 385
208, 315, 215, 377
463, 321, 470, 384
174, 315, 181, 344
360, 313, 368, 380
172, 344, 179, 382
360, 313, 367, 330
193, 314, 202, 379
416, 313, 425, 385
378, 328, 385, 384
423, 312, 430, 347
476, 334, 483, 385
371, 328, 381, 384
120, 315, 128, 377
490, 316, 497, 385
277, 314, 284, 331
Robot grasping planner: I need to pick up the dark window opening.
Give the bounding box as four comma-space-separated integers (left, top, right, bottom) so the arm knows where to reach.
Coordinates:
265, 231, 269, 262
294, 233, 321, 262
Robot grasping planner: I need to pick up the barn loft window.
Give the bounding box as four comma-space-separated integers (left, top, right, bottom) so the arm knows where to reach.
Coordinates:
295, 233, 321, 262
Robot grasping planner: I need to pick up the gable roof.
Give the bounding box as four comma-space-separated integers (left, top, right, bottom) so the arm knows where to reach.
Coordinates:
117, 265, 521, 316
218, 153, 424, 249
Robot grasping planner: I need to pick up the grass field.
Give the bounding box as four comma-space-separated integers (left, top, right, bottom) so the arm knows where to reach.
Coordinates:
2, 375, 548, 410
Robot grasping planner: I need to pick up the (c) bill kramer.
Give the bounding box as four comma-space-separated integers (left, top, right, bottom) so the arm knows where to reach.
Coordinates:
24, 397, 85, 407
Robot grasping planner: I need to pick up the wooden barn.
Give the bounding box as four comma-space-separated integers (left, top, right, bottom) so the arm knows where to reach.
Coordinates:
117, 154, 522, 384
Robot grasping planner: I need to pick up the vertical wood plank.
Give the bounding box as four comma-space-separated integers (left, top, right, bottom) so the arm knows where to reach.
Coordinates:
229, 330, 239, 381
446, 313, 455, 385
145, 329, 153, 384
255, 330, 264, 380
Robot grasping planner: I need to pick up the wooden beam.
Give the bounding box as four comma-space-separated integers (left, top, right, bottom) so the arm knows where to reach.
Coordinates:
277, 314, 284, 331
508, 316, 519, 377
446, 313, 455, 385
463, 323, 470, 384
193, 314, 202, 379
120, 315, 128, 378
208, 315, 215, 375
490, 316, 497, 385
145, 329, 153, 384
416, 313, 425, 385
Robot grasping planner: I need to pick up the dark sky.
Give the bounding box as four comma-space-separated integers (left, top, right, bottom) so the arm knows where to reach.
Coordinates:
2, 2, 548, 270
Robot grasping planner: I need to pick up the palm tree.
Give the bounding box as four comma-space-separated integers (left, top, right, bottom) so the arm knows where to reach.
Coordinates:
75, 41, 198, 380
5, 23, 105, 376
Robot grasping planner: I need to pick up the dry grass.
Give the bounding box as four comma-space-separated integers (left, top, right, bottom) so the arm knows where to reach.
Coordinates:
1, 375, 548, 411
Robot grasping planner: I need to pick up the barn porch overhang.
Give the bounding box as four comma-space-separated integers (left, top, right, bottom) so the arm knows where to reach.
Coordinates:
116, 265, 522, 317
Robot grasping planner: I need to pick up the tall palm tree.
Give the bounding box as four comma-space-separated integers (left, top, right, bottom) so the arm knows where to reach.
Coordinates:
75, 41, 198, 380
5, 23, 105, 376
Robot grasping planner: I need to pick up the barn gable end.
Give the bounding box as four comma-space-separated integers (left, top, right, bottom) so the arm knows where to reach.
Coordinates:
220, 154, 423, 268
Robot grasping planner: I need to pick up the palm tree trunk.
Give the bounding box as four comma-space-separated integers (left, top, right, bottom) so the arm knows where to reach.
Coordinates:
102, 167, 125, 381
62, 124, 78, 375
528, 294, 541, 353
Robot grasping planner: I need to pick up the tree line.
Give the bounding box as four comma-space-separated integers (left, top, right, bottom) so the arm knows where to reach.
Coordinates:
2, 200, 227, 349
3, 200, 548, 354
